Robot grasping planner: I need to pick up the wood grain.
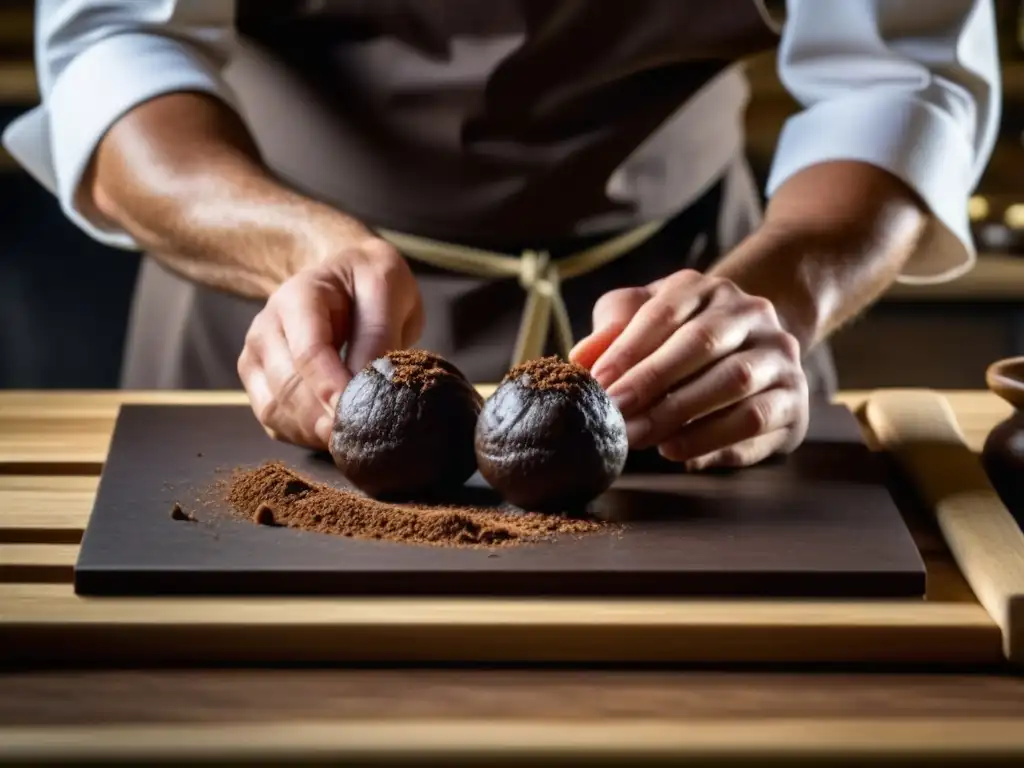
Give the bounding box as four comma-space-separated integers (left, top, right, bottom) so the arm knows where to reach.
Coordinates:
4, 718, 1024, 765
5, 669, 1024, 725
866, 390, 1024, 664
0, 544, 76, 582
0, 583, 1001, 665
0, 476, 96, 543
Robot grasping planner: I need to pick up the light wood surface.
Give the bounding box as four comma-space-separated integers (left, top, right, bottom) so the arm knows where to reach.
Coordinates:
866, 390, 1024, 664
4, 668, 1024, 765
0, 389, 1014, 665
1, 388, 1024, 763
5, 718, 1024, 765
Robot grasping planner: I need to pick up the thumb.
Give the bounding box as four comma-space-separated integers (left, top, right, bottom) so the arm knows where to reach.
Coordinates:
570, 286, 651, 371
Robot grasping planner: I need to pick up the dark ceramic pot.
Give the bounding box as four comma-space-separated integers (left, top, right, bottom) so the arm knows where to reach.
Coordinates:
982, 357, 1024, 521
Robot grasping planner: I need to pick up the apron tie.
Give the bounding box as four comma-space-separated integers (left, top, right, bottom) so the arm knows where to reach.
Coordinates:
377, 218, 668, 367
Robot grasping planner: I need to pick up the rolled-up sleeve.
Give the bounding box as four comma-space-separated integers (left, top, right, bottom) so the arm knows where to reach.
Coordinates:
767, 0, 1001, 283
2, 0, 238, 249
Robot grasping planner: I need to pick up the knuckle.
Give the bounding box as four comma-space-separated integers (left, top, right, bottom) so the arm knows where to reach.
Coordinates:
778, 369, 807, 393
597, 287, 643, 311
692, 323, 723, 356
707, 276, 739, 297
777, 331, 802, 361
745, 294, 776, 318
641, 297, 679, 326
728, 357, 757, 395
662, 269, 702, 290
743, 397, 773, 436
361, 237, 401, 260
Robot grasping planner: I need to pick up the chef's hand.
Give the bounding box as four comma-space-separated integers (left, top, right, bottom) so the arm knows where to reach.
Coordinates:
237, 238, 423, 450
570, 270, 809, 470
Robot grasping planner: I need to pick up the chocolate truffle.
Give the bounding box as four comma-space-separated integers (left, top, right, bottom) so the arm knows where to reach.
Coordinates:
329, 349, 483, 500
474, 356, 628, 512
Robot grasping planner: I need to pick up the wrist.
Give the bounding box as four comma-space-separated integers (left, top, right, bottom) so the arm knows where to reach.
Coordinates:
708, 224, 839, 352
281, 201, 379, 276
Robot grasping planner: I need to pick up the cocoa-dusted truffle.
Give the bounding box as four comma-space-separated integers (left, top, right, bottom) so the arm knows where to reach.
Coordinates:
330, 350, 483, 500
474, 356, 628, 512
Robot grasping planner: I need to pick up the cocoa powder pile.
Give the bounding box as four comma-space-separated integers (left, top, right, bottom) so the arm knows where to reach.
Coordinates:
226, 461, 607, 547
509, 355, 591, 394
386, 349, 451, 390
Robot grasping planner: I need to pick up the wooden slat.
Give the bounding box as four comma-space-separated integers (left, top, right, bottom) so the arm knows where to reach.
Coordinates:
0, 583, 1001, 665
0, 477, 95, 543
4, 717, 1024, 765
0, 544, 76, 583
6, 668, 1024, 724
0, 476, 96, 542
867, 390, 1024, 664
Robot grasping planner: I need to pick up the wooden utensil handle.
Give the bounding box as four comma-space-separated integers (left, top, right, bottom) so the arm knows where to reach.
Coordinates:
864, 390, 1024, 663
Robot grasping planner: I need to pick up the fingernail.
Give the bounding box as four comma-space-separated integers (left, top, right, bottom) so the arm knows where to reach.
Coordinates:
624, 417, 650, 445
658, 442, 684, 463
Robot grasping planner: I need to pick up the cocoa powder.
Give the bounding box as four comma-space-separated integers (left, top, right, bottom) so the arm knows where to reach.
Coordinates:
507, 356, 592, 394
226, 461, 607, 547
386, 349, 452, 390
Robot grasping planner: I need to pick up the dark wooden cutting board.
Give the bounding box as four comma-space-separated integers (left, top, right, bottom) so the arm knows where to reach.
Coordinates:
73, 403, 926, 597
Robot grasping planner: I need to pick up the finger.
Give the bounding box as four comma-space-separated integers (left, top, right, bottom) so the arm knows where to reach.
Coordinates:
625, 338, 797, 448
656, 387, 803, 464
590, 270, 704, 390
605, 305, 757, 419
277, 280, 351, 412
260, 326, 331, 449
238, 346, 275, 430
346, 266, 409, 373
682, 429, 793, 471
569, 287, 651, 371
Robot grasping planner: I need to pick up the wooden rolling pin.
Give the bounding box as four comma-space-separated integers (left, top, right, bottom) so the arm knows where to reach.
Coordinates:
865, 390, 1024, 664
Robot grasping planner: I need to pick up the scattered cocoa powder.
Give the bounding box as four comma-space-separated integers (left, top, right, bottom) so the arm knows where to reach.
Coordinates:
507, 355, 592, 394
226, 461, 607, 548
386, 349, 453, 391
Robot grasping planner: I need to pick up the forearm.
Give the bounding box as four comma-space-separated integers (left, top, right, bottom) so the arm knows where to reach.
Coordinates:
83, 92, 373, 299
708, 160, 928, 351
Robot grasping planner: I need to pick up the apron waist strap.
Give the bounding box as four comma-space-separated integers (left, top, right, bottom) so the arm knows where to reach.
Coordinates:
376, 219, 668, 368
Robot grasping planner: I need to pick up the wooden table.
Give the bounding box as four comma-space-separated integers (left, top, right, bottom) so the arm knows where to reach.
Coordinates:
3, 389, 1024, 766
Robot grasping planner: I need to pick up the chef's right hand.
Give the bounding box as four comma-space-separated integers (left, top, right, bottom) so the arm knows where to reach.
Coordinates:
237, 238, 424, 450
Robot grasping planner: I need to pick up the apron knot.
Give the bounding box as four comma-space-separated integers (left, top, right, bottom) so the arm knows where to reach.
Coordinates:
376, 219, 668, 368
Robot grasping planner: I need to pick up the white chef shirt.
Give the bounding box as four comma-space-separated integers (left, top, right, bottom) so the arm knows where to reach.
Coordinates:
3, 0, 1001, 284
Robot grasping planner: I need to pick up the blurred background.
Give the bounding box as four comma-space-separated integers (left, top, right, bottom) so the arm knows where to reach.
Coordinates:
0, 0, 1022, 391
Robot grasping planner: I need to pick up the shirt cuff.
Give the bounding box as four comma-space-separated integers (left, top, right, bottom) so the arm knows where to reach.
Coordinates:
766, 92, 978, 285
47, 32, 237, 250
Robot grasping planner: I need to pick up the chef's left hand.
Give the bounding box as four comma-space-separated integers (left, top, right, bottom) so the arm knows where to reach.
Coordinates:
570, 270, 809, 470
